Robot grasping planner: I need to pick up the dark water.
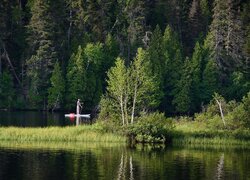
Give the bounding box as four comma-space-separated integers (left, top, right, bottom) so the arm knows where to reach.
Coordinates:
0, 111, 90, 127
0, 144, 249, 180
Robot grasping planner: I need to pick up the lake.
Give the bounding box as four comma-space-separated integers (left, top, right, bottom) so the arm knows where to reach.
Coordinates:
0, 142, 249, 180
0, 112, 249, 179
0, 111, 91, 127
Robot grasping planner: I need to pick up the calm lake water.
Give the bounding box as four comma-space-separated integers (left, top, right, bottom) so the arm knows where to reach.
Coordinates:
0, 111, 91, 127
0, 111, 249, 179
0, 143, 249, 180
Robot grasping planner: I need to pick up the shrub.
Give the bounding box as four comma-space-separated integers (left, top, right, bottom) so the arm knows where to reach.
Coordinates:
194, 93, 247, 130
127, 112, 174, 143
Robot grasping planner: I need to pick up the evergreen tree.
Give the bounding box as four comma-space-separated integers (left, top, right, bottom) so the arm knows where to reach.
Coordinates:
48, 61, 65, 110
26, 0, 58, 109
241, 2, 250, 75
172, 58, 192, 114
201, 59, 219, 104
0, 70, 15, 109
84, 43, 105, 110
189, 42, 205, 111
66, 45, 86, 109
147, 25, 164, 82
126, 0, 146, 47
161, 25, 183, 114
104, 34, 119, 69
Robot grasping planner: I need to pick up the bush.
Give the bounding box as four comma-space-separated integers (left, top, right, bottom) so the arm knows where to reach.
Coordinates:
127, 112, 174, 143
194, 93, 248, 130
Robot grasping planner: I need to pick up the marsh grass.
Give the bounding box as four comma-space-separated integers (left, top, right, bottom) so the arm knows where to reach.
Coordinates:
0, 141, 126, 152
0, 124, 126, 143
173, 120, 250, 146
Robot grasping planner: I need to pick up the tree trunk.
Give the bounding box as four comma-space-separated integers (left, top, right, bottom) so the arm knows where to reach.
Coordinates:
215, 99, 226, 127
124, 92, 129, 125
120, 95, 125, 126
131, 85, 137, 124
2, 45, 26, 98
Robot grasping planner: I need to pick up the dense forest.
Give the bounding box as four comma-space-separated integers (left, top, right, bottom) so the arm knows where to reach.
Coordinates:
0, 0, 249, 117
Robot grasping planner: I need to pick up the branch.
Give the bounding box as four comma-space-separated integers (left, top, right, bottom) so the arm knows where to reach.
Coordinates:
1, 44, 26, 98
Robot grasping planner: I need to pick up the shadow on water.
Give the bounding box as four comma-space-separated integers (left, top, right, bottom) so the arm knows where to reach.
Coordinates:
0, 111, 92, 127
0, 142, 249, 180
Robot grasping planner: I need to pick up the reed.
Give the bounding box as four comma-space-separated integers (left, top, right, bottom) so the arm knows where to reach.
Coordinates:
0, 124, 126, 143
173, 121, 250, 146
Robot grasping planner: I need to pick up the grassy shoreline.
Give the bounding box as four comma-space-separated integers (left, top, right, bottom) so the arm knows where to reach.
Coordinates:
0, 121, 250, 146
172, 121, 250, 146
0, 125, 126, 143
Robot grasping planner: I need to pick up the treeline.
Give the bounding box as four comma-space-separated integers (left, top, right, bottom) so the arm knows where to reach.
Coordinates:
0, 0, 249, 116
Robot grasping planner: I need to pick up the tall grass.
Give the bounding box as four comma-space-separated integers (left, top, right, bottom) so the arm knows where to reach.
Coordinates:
0, 141, 126, 152
0, 124, 126, 143
173, 120, 250, 146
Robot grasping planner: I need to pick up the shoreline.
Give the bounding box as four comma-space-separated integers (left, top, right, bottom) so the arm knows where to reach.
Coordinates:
0, 125, 250, 147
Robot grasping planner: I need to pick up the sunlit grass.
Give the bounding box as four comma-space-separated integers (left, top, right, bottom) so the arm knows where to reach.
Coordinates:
173, 120, 250, 146
0, 141, 126, 152
0, 124, 126, 143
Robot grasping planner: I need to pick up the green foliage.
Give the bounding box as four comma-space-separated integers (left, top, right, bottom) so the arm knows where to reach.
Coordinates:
97, 95, 119, 123
26, 0, 58, 108
48, 61, 65, 110
127, 112, 174, 143
200, 59, 219, 104
84, 43, 105, 110
131, 48, 162, 111
161, 25, 183, 113
0, 71, 15, 109
226, 72, 250, 101
104, 48, 162, 125
194, 93, 250, 130
172, 58, 192, 113
106, 57, 128, 125
231, 92, 250, 128
147, 25, 164, 81
1, 0, 249, 115
66, 45, 86, 109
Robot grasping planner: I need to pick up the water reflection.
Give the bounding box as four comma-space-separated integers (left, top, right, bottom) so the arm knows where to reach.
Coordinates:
215, 154, 224, 180
0, 143, 249, 180
0, 111, 92, 127
117, 154, 134, 180
75, 116, 92, 126
0, 111, 70, 127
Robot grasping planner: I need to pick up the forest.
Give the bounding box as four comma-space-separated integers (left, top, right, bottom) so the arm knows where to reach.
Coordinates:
0, 0, 249, 121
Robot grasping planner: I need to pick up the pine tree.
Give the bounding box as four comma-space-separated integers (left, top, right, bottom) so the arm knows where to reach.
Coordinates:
66, 45, 86, 109
189, 42, 204, 111
126, 0, 146, 46
209, 0, 246, 73
161, 25, 183, 114
104, 34, 119, 69
0, 70, 14, 109
172, 58, 192, 114
26, 0, 58, 108
147, 25, 164, 82
84, 43, 105, 110
48, 61, 65, 110
201, 59, 219, 104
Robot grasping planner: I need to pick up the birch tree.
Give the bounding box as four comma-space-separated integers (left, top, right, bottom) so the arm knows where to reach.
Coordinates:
130, 48, 161, 124
106, 57, 128, 126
